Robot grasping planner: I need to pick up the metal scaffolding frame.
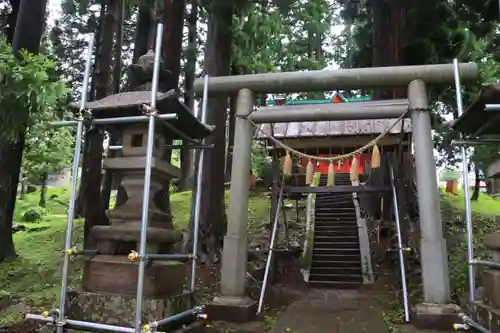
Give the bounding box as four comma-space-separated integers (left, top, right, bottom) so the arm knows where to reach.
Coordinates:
452, 59, 498, 332
26, 24, 208, 333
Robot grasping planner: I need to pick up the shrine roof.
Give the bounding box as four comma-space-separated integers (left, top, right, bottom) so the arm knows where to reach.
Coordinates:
69, 90, 211, 140
451, 83, 500, 136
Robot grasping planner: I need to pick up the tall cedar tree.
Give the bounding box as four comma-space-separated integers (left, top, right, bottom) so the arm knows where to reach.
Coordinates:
100, 0, 124, 216
155, 0, 186, 223
179, 0, 198, 190
79, 0, 116, 247
198, 1, 235, 263
0, 0, 48, 262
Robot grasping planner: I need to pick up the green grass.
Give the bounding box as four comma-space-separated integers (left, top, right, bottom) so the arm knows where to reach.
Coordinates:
0, 187, 270, 325
441, 188, 500, 216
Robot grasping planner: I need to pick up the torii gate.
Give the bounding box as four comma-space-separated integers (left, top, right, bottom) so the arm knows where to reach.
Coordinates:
193, 64, 478, 328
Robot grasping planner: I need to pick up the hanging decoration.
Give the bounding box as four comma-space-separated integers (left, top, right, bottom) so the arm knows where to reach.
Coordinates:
305, 159, 314, 185
350, 156, 359, 182
371, 144, 381, 169
327, 161, 335, 186
283, 151, 292, 176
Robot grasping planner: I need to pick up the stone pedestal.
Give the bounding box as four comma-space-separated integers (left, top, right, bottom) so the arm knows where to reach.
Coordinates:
66, 290, 194, 329
82, 255, 185, 296
411, 303, 460, 331
206, 296, 257, 323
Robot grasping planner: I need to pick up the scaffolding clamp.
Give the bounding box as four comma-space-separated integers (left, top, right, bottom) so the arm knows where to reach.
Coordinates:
128, 251, 140, 261
62, 247, 77, 256
453, 323, 469, 330
140, 103, 158, 116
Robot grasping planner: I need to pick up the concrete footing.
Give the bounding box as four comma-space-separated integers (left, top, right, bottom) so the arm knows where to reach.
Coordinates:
206, 296, 257, 323
411, 303, 460, 331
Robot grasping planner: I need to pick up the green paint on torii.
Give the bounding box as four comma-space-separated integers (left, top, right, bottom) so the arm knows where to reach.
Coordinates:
267, 92, 372, 105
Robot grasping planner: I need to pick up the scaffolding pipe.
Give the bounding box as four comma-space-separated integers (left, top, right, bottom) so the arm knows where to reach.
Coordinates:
56, 33, 94, 333
108, 143, 212, 151
193, 63, 478, 95
485, 104, 500, 111
257, 184, 284, 314
190, 75, 209, 291
133, 23, 163, 333
389, 161, 410, 322
471, 260, 500, 269
453, 59, 475, 303
26, 314, 135, 333
145, 253, 192, 261
459, 314, 490, 333
48, 114, 177, 128
451, 139, 500, 146
144, 307, 203, 331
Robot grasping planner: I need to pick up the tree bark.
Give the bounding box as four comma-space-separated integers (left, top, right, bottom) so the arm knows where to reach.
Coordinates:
39, 172, 48, 208
81, 0, 116, 247
161, 0, 185, 90
224, 92, 236, 182
198, 2, 235, 264
371, 0, 406, 99
0, 0, 47, 262
132, 5, 153, 65
471, 166, 480, 201
179, 0, 198, 191
101, 0, 124, 213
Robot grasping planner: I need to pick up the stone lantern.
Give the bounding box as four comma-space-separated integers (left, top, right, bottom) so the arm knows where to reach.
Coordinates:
66, 50, 212, 326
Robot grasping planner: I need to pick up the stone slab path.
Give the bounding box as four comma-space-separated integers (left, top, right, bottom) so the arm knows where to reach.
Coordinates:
271, 289, 389, 333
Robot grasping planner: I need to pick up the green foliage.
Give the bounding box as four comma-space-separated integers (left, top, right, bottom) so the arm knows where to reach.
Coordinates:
251, 142, 272, 181
0, 41, 69, 141
22, 117, 73, 184
442, 190, 500, 301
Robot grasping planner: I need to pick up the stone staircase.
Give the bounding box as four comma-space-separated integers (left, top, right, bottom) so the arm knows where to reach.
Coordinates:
309, 173, 363, 289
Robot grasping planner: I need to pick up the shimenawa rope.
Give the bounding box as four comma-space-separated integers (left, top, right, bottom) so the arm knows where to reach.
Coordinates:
247, 107, 413, 162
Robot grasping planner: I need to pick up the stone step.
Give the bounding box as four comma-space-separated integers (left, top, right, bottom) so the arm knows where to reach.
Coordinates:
314, 223, 358, 229
314, 229, 359, 237
314, 207, 356, 212
312, 253, 361, 262
311, 260, 361, 268
313, 235, 359, 241
310, 266, 362, 275
308, 280, 362, 289
313, 248, 360, 255
309, 273, 363, 283
313, 241, 360, 249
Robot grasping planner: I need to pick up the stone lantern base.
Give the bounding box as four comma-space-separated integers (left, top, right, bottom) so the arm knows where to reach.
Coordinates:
82, 255, 185, 296
66, 290, 195, 330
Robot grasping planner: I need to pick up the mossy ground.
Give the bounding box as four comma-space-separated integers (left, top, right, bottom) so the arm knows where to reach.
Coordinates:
0, 187, 271, 326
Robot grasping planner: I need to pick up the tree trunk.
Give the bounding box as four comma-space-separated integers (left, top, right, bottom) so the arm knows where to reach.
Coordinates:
161, 0, 185, 90
0, 0, 47, 263
39, 172, 48, 207
179, 0, 198, 191
89, 2, 106, 102
82, 0, 116, 247
198, 3, 235, 264
75, 0, 105, 218
19, 178, 26, 200
132, 5, 153, 65
101, 0, 124, 213
371, 0, 406, 99
150, 0, 186, 230
224, 64, 241, 182
471, 166, 480, 201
